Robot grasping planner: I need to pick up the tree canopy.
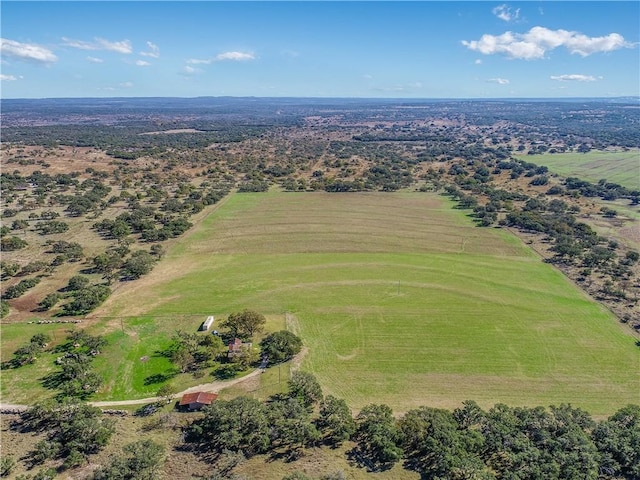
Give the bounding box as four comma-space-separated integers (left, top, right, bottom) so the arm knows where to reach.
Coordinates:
260, 330, 303, 364
220, 309, 266, 339
20, 399, 115, 470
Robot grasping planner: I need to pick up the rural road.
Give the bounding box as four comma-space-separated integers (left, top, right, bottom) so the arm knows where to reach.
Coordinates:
90, 367, 266, 407
1, 347, 308, 411
0, 367, 265, 411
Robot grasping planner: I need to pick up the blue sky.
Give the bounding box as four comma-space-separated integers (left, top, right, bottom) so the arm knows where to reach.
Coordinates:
1, 1, 638, 98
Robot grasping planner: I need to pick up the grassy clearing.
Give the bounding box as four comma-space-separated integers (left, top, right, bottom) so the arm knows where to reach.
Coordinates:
217, 359, 292, 402
0, 323, 77, 404
88, 314, 285, 401
0, 311, 285, 403
88, 191, 640, 416
515, 150, 640, 189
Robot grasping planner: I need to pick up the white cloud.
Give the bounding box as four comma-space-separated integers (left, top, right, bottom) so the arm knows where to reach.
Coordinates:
493, 4, 520, 22
136, 60, 151, 66
1, 74, 20, 81
185, 52, 256, 65
462, 26, 634, 60
0, 38, 57, 64
61, 37, 96, 50
214, 51, 255, 61
86, 56, 103, 63
140, 41, 159, 58
474, 59, 483, 65
61, 37, 132, 54
562, 32, 630, 56
97, 38, 132, 54
550, 74, 599, 82
120, 81, 133, 88
487, 78, 510, 85
186, 58, 212, 65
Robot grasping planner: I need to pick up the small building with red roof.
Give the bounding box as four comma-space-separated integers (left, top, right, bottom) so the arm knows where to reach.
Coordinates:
179, 391, 218, 411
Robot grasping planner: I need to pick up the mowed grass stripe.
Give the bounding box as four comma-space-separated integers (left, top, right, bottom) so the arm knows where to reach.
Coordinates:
183, 191, 529, 257
96, 192, 638, 414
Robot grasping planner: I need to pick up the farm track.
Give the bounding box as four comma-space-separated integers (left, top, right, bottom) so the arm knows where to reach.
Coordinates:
0, 348, 309, 410
0, 370, 262, 411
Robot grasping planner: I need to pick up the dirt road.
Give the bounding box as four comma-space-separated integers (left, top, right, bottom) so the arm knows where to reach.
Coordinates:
0, 367, 265, 410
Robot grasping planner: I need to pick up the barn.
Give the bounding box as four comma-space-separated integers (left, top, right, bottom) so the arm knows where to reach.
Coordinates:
179, 391, 218, 411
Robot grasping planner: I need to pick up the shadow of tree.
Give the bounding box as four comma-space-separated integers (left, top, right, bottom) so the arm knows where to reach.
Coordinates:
346, 446, 394, 472
143, 369, 178, 386
40, 371, 66, 390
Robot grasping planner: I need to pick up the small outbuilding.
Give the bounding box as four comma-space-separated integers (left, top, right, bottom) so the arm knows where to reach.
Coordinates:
228, 338, 252, 357
200, 316, 214, 331
179, 391, 218, 411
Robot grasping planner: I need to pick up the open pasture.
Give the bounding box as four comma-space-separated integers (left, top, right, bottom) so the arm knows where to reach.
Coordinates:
516, 150, 640, 189
92, 191, 639, 415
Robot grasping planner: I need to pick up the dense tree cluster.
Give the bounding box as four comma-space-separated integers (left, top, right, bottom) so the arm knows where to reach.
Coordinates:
1, 277, 41, 300
165, 330, 226, 373
90, 439, 165, 480
1, 235, 28, 251
187, 372, 325, 458
185, 369, 640, 480
220, 309, 267, 340
62, 284, 111, 316
39, 330, 107, 399
1, 333, 50, 368
1, 260, 21, 278
260, 330, 303, 364
163, 312, 303, 380
19, 399, 115, 470
48, 240, 83, 260
34, 219, 69, 235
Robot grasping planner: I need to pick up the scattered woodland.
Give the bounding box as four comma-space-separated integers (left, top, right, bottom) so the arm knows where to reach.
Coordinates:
1, 97, 639, 479
2, 98, 639, 325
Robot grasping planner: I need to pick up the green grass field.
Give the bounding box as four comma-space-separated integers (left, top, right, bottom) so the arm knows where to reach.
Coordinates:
102, 191, 639, 414
0, 314, 284, 404
3, 191, 638, 414
515, 150, 640, 189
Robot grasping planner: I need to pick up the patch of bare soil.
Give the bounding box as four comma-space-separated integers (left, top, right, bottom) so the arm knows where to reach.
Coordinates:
1, 145, 117, 176
619, 224, 640, 244
8, 294, 40, 318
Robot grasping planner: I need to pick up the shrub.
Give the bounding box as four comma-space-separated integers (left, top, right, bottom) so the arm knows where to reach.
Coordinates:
1, 236, 27, 251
